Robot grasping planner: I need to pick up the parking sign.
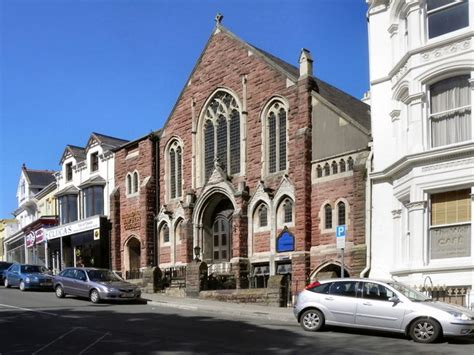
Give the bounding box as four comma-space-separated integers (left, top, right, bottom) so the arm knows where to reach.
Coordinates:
336, 225, 346, 249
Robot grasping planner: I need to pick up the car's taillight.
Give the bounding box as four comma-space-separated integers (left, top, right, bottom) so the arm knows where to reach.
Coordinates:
305, 281, 320, 290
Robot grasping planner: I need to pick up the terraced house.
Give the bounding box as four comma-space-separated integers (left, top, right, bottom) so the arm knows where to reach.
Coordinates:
367, 0, 473, 306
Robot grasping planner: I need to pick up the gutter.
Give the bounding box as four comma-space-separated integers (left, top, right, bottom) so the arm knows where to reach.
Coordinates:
360, 142, 373, 278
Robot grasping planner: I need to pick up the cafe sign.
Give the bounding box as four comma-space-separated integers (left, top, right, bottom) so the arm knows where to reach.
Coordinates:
46, 216, 101, 240
430, 224, 471, 259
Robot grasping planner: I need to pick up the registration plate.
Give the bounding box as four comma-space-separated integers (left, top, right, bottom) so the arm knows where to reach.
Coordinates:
121, 292, 135, 298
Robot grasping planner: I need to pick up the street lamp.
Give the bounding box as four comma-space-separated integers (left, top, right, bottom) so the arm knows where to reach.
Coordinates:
194, 245, 201, 262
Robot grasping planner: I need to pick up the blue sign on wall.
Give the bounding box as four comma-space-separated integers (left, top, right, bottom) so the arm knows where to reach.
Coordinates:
277, 229, 295, 253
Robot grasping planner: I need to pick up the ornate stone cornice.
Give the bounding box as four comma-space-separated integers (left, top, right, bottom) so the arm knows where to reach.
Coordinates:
421, 39, 471, 62
390, 109, 401, 122
406, 201, 426, 212
406, 92, 425, 105
391, 209, 402, 218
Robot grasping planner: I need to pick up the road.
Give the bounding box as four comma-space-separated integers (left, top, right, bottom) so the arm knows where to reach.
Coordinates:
0, 288, 473, 354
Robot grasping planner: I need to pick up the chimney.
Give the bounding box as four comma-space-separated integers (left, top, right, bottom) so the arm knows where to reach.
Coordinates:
299, 48, 313, 78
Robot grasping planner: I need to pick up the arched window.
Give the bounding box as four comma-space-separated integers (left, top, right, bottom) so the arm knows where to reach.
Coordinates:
133, 172, 139, 193
266, 101, 287, 174
283, 199, 293, 224
337, 201, 346, 226
332, 161, 338, 174
168, 141, 183, 199
258, 204, 268, 227
161, 224, 170, 244
202, 91, 240, 180
347, 157, 354, 171
126, 174, 132, 195
324, 163, 330, 176
316, 165, 322, 178
339, 159, 346, 173
429, 75, 471, 148
324, 204, 332, 229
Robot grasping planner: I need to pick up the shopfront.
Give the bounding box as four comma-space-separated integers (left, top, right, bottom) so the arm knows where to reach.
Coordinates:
5, 234, 25, 264
25, 228, 46, 266
45, 216, 110, 273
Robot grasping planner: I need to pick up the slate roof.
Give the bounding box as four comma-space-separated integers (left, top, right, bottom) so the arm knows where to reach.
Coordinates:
23, 168, 56, 188
68, 145, 87, 161
92, 132, 129, 149
248, 44, 371, 132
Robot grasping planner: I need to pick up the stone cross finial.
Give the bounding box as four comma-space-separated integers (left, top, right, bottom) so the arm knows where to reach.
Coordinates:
215, 13, 223, 24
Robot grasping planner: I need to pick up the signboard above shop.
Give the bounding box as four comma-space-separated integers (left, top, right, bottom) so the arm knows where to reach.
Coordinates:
45, 216, 101, 240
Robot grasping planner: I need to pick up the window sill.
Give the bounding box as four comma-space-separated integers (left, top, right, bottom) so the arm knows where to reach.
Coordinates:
126, 192, 140, 198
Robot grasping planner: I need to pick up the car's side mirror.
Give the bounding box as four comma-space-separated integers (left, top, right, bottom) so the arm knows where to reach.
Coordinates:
388, 296, 400, 304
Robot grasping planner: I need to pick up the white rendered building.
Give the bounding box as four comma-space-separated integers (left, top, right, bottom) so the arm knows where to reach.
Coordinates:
367, 0, 473, 304
45, 132, 127, 271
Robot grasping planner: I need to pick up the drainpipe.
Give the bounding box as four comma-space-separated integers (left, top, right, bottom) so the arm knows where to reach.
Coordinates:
360, 142, 373, 278
153, 134, 160, 267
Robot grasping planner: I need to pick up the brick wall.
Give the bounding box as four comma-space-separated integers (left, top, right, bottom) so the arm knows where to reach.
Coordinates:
110, 136, 157, 274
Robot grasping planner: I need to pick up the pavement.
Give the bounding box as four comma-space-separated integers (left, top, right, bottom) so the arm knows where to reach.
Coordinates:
142, 292, 296, 323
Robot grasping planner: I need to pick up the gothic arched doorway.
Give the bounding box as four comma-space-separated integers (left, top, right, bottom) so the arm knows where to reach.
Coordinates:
312, 262, 350, 281
125, 237, 141, 279
199, 193, 234, 265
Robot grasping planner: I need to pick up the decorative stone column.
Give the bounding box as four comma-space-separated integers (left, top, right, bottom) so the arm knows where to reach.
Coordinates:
391, 208, 402, 267
406, 92, 426, 154
407, 201, 426, 268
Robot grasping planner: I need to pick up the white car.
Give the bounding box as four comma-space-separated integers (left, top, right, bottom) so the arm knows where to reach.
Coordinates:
294, 278, 474, 343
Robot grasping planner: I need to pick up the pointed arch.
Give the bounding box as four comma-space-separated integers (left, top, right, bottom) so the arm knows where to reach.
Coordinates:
196, 88, 243, 186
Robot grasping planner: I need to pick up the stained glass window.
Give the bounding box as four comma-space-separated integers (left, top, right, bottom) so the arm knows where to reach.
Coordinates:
268, 112, 277, 173
283, 200, 293, 223
338, 202, 346, 226
204, 120, 215, 180
259, 205, 268, 227
176, 147, 182, 197
202, 91, 241, 180
170, 149, 176, 198
266, 101, 287, 174
324, 204, 332, 229
230, 110, 240, 174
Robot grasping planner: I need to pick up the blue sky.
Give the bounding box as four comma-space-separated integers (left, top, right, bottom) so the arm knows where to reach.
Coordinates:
0, 0, 369, 217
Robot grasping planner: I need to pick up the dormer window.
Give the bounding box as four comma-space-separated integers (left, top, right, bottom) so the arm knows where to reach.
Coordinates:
66, 163, 73, 182
427, 0, 468, 39
90, 152, 99, 172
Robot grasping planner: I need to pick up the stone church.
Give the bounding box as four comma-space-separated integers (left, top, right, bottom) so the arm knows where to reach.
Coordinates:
112, 17, 371, 294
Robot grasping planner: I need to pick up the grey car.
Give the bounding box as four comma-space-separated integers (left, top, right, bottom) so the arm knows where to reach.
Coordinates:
53, 267, 141, 303
294, 278, 474, 343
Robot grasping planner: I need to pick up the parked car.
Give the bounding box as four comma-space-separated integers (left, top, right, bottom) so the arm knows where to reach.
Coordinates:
53, 267, 142, 303
294, 278, 474, 343
0, 261, 13, 284
3, 263, 53, 291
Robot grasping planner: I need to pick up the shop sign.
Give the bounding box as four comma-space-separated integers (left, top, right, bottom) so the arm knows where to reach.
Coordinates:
430, 224, 471, 259
94, 228, 100, 240
46, 216, 101, 240
26, 228, 46, 248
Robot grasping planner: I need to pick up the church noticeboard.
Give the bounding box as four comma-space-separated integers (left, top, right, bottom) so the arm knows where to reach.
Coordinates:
430, 224, 471, 259
276, 228, 295, 253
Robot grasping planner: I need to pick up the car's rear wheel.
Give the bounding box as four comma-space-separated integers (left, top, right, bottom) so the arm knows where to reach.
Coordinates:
300, 309, 324, 332
55, 285, 65, 298
90, 289, 100, 304
19, 280, 26, 291
409, 318, 440, 343
4, 278, 10, 288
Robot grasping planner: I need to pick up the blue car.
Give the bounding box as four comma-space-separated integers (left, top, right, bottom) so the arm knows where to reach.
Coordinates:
4, 263, 53, 291
0, 261, 13, 284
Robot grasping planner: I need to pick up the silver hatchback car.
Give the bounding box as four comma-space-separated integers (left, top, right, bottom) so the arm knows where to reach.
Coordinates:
294, 278, 474, 343
53, 267, 141, 303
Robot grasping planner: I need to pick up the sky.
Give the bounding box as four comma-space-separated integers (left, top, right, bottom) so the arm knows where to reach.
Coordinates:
0, 0, 369, 218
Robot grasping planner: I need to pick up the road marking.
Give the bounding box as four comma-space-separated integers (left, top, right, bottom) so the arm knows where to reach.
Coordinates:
0, 303, 57, 316
32, 327, 80, 354
78, 332, 110, 354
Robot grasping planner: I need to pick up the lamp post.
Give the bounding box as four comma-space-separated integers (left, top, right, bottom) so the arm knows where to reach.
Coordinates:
194, 245, 201, 262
